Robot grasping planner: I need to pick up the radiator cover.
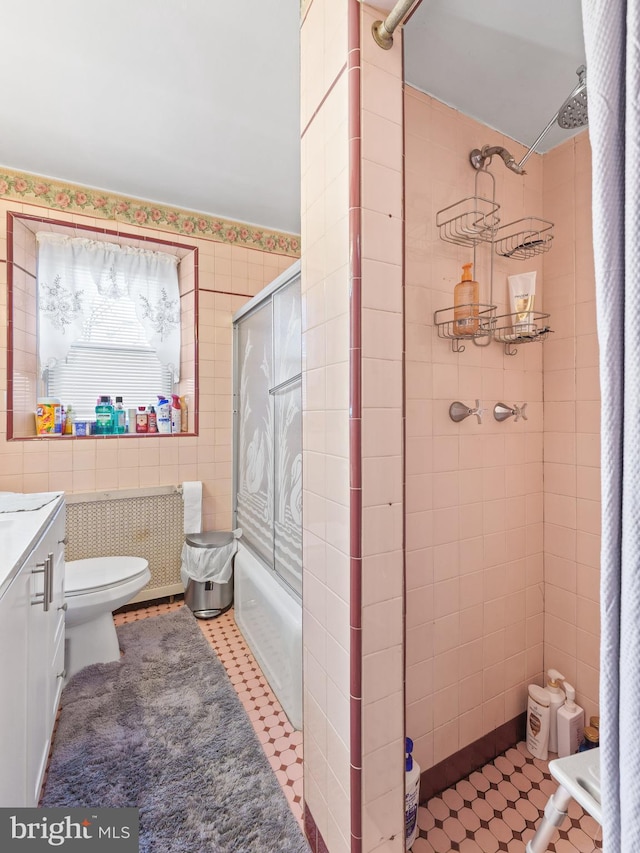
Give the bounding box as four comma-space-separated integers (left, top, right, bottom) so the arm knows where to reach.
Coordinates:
65, 487, 185, 602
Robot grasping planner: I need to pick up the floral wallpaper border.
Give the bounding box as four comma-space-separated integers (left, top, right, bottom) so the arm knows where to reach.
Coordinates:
0, 168, 300, 257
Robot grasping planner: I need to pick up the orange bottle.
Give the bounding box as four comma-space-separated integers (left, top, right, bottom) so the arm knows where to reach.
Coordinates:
453, 262, 479, 335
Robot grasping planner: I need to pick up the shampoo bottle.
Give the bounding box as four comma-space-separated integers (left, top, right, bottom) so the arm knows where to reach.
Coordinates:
526, 684, 551, 760
405, 737, 420, 851
556, 682, 584, 758
453, 262, 479, 336
157, 396, 172, 434
546, 669, 566, 753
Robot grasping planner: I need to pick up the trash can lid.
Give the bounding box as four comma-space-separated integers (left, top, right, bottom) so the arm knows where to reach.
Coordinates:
185, 531, 234, 549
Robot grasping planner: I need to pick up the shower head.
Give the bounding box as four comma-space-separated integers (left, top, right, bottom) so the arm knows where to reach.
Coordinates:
470, 65, 588, 175
556, 65, 588, 129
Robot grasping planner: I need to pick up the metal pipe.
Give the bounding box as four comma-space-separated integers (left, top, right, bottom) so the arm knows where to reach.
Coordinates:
372, 0, 421, 49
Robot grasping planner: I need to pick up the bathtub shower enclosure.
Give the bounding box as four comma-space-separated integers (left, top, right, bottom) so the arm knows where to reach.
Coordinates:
232, 261, 302, 730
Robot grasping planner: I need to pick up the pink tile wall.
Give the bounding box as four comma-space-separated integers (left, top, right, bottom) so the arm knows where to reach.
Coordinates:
359, 6, 404, 853
404, 88, 546, 772
301, 2, 405, 851
301, 0, 352, 848
0, 196, 295, 531
542, 132, 600, 722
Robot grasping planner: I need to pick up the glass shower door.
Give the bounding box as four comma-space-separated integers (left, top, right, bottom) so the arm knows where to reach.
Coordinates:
271, 277, 302, 595
234, 271, 302, 597
235, 301, 274, 567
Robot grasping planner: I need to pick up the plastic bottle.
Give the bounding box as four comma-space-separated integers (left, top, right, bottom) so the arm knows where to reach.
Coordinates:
453, 262, 479, 336
114, 396, 126, 434
136, 406, 149, 433
127, 408, 137, 434
95, 396, 114, 435
63, 405, 74, 435
405, 737, 420, 851
526, 684, 551, 760
147, 405, 158, 433
546, 669, 566, 753
180, 395, 188, 432
157, 396, 172, 434
556, 682, 584, 758
171, 394, 182, 434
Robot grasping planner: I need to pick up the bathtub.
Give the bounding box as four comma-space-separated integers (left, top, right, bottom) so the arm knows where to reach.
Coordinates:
234, 540, 302, 730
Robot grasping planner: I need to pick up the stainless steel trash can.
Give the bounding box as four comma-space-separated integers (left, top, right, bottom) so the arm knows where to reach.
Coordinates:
183, 531, 235, 618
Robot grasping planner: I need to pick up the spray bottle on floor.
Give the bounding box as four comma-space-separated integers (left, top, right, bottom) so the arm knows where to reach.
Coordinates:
405, 737, 420, 850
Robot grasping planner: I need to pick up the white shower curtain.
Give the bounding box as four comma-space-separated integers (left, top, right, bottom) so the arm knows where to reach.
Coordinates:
582, 1, 640, 849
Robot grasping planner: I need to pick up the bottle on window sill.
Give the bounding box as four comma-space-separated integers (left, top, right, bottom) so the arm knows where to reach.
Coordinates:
63, 405, 74, 435
147, 406, 158, 433
114, 396, 126, 434
171, 395, 181, 434
136, 406, 149, 433
95, 396, 114, 435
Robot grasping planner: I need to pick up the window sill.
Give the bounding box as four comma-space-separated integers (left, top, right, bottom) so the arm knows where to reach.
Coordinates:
12, 432, 198, 441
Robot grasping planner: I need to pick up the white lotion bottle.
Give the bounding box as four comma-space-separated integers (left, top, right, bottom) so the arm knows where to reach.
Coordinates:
527, 684, 551, 760
546, 669, 566, 753
557, 682, 584, 758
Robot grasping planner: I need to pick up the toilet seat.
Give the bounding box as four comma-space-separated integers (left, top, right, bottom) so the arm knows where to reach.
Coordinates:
65, 556, 149, 596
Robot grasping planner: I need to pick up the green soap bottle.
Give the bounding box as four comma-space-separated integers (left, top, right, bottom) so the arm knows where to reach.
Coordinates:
95, 395, 114, 434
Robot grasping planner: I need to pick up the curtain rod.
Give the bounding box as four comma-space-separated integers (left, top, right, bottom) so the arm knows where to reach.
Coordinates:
371, 0, 422, 50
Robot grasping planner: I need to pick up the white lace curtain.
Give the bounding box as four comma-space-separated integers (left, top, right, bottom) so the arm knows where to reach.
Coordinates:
36, 232, 181, 381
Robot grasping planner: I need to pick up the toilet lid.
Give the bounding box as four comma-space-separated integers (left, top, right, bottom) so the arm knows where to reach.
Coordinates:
65, 556, 149, 596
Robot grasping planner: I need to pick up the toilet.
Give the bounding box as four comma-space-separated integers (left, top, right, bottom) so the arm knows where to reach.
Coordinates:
64, 556, 150, 681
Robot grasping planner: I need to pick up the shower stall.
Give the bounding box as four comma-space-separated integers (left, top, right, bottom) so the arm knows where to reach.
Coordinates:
232, 260, 302, 730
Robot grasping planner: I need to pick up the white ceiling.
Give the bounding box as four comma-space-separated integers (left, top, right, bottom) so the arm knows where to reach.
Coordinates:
0, 1, 301, 234
404, 0, 587, 153
0, 2, 586, 238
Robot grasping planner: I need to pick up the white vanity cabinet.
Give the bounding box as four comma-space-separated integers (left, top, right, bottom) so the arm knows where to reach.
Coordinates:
0, 495, 66, 807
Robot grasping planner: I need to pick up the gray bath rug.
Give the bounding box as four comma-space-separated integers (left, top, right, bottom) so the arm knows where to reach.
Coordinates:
41, 606, 310, 853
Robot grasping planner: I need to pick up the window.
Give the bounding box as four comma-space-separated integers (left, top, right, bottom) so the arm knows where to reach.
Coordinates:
37, 231, 180, 423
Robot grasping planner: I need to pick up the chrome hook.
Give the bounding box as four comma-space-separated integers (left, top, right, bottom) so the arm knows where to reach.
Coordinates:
449, 400, 485, 425
493, 402, 528, 423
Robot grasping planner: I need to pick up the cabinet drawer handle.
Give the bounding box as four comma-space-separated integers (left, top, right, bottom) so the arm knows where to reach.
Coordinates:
31, 556, 51, 610
57, 669, 66, 680
58, 602, 68, 612
58, 536, 68, 545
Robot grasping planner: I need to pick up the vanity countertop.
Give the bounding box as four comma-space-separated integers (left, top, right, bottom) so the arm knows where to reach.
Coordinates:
0, 493, 65, 597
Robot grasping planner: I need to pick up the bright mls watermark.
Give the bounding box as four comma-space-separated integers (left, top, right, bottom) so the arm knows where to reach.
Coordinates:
0, 808, 138, 850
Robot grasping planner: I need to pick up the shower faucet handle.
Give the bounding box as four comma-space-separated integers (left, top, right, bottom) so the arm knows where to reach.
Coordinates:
493, 402, 528, 423
449, 400, 485, 424
513, 402, 528, 422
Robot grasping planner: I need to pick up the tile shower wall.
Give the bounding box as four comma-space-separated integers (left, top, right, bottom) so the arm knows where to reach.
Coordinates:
404, 88, 546, 774
542, 133, 600, 723
0, 192, 295, 531
301, 2, 405, 851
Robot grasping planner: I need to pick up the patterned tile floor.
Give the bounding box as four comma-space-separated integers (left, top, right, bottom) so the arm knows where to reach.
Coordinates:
114, 599, 304, 827
413, 742, 602, 853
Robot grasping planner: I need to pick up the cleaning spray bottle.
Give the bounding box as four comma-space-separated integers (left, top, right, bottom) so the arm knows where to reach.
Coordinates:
170, 394, 182, 434
405, 737, 420, 850
546, 669, 566, 753
453, 262, 479, 336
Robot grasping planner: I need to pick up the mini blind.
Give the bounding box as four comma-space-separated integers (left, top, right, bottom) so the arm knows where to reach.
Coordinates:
45, 292, 173, 420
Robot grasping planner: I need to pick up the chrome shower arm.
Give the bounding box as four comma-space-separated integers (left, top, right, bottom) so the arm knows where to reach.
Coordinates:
470, 145, 526, 175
